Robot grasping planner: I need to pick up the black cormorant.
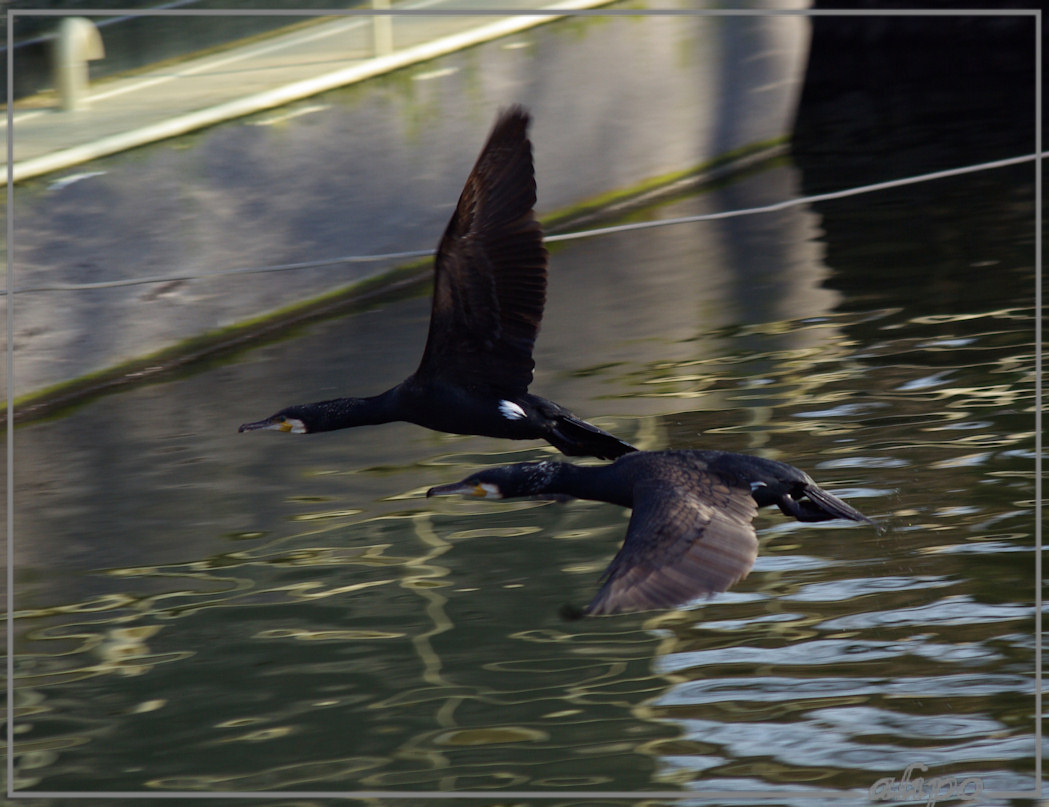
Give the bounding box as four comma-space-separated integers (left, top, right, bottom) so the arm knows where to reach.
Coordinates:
239, 106, 635, 460
427, 449, 873, 616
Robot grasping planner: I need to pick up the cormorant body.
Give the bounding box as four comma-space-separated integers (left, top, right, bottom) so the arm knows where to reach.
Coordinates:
427, 449, 873, 616
239, 106, 635, 460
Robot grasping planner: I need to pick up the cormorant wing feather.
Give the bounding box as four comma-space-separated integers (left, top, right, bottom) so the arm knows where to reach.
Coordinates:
585, 476, 759, 616
417, 107, 547, 396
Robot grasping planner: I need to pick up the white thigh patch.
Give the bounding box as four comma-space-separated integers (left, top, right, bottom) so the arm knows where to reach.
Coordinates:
498, 400, 527, 420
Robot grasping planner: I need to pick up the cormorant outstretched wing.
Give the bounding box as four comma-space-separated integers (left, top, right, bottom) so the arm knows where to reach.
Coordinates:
416, 106, 548, 396
585, 476, 760, 615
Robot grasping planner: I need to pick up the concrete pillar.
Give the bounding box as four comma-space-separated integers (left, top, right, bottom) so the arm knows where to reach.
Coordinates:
53, 17, 105, 112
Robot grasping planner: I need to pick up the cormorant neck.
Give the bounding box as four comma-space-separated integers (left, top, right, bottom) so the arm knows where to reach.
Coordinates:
303, 388, 403, 432
536, 462, 629, 506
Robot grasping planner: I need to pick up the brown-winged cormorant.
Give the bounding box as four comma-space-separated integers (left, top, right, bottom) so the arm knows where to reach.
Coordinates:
238, 106, 635, 460
427, 449, 873, 616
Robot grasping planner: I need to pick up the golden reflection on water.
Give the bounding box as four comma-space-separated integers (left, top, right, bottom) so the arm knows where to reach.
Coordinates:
14, 306, 1036, 788
15, 308, 1038, 789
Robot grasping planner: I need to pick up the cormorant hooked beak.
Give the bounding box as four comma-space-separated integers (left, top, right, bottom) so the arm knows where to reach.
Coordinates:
426, 481, 502, 499
238, 416, 306, 434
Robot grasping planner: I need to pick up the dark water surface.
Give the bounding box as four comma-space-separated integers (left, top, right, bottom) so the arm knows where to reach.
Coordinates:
9, 153, 1038, 801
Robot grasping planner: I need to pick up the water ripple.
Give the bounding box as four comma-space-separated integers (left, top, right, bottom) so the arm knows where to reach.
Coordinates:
817, 596, 1031, 630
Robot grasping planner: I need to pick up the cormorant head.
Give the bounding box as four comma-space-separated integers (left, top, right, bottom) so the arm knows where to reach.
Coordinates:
426, 461, 560, 500
238, 406, 312, 434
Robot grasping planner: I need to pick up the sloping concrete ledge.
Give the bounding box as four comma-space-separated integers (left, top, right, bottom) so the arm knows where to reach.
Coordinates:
8, 3, 811, 417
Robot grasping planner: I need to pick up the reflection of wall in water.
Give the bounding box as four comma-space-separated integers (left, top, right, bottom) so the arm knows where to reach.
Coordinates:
543, 161, 841, 451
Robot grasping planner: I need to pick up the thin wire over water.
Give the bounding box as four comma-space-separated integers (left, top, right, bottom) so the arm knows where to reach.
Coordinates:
1, 151, 1039, 295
